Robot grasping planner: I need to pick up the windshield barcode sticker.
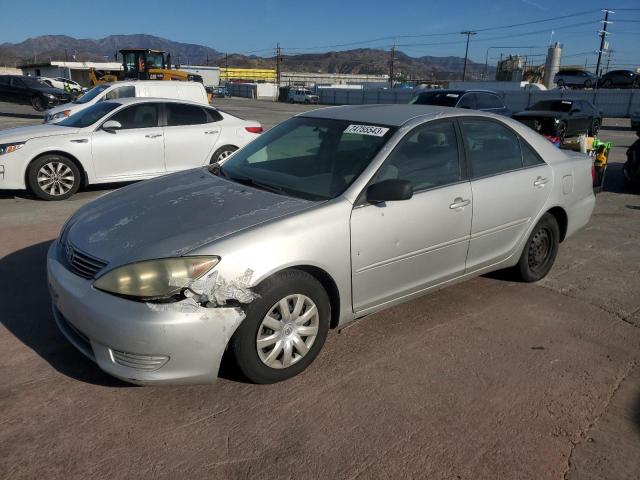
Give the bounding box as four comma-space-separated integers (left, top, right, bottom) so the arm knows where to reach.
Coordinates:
344, 124, 389, 137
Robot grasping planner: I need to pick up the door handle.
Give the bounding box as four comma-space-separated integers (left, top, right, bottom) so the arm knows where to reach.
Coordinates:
533, 176, 549, 187
449, 197, 471, 210
145, 133, 162, 138
204, 130, 220, 135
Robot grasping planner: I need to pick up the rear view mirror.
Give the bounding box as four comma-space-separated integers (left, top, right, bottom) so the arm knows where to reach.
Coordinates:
102, 120, 122, 132
366, 179, 413, 203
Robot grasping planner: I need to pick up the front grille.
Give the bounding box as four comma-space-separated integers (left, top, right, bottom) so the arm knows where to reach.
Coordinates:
111, 350, 169, 371
64, 242, 108, 279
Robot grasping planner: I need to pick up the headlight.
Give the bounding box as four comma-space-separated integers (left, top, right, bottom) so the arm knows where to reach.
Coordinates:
94, 256, 220, 300
554, 118, 560, 123
51, 110, 71, 120
46, 93, 56, 99
0, 142, 25, 155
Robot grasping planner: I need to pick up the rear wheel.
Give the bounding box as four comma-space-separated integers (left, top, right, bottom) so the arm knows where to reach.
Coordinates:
27, 154, 81, 200
589, 118, 601, 136
513, 213, 560, 282
229, 269, 330, 384
603, 79, 613, 88
210, 145, 238, 164
584, 79, 593, 88
31, 96, 45, 112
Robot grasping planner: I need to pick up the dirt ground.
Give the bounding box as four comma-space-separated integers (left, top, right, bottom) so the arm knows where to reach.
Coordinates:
0, 100, 639, 479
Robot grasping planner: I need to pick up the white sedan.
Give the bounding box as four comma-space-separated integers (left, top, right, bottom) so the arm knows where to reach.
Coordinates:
0, 98, 262, 200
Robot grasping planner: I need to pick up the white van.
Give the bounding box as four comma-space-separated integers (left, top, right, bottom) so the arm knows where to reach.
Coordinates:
44, 81, 209, 123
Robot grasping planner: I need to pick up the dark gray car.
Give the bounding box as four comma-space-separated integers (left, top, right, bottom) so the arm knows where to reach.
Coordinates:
554, 69, 598, 89
409, 89, 511, 116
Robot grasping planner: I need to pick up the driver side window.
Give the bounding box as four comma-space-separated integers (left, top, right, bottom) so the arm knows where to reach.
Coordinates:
108, 103, 159, 129
374, 121, 461, 192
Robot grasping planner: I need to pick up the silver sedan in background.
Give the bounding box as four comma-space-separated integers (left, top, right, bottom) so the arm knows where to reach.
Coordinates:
48, 105, 595, 385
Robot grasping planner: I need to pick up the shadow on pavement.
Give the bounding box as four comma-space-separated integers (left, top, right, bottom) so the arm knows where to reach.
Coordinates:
0, 111, 42, 120
601, 125, 634, 133
0, 240, 129, 387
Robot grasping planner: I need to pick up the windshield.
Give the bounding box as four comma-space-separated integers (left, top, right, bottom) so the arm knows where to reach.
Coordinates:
530, 100, 573, 112
58, 102, 121, 128
409, 91, 461, 107
220, 117, 396, 200
146, 53, 165, 69
73, 84, 110, 104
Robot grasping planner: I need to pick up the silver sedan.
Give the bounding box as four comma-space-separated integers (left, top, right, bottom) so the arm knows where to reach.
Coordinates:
48, 105, 595, 385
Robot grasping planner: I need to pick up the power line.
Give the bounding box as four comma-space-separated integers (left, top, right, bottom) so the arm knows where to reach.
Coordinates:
276, 9, 601, 52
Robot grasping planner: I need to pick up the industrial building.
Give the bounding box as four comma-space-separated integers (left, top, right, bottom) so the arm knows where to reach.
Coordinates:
19, 60, 123, 86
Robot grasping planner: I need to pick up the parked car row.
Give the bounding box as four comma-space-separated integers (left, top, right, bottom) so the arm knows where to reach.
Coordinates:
554, 69, 640, 89
0, 75, 72, 111
0, 92, 262, 199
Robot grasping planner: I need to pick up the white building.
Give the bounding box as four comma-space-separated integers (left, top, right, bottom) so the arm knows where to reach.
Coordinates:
20, 61, 123, 87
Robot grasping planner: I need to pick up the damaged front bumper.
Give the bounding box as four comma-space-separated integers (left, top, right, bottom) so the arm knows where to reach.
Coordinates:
47, 240, 245, 385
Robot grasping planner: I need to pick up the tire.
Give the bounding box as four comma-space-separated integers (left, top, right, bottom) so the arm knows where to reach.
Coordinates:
584, 79, 592, 89
556, 79, 565, 87
513, 213, 560, 282
603, 79, 613, 88
31, 96, 45, 112
27, 154, 81, 200
229, 269, 330, 384
589, 118, 600, 137
210, 145, 238, 164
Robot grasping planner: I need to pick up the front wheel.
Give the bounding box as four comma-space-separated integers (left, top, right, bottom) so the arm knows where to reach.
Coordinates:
589, 118, 600, 136
27, 155, 81, 200
556, 121, 568, 142
229, 270, 330, 384
513, 213, 560, 282
31, 96, 45, 112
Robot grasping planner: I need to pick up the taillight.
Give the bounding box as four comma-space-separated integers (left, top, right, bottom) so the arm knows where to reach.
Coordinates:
245, 126, 263, 134
591, 164, 596, 183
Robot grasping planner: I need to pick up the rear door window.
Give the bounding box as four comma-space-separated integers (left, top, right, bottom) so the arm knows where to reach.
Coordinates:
166, 103, 209, 126
460, 119, 523, 178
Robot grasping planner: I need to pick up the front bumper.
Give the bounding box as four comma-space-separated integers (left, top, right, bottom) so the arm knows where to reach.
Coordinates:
47, 241, 245, 385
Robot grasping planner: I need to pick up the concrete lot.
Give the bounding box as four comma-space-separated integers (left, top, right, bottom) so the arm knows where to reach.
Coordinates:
1, 99, 639, 479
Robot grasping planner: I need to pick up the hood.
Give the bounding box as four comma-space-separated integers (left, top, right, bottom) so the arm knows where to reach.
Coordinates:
513, 110, 564, 119
46, 101, 78, 115
0, 124, 80, 142
66, 168, 316, 266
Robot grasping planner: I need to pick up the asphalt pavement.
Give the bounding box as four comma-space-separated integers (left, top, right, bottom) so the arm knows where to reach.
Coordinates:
0, 98, 639, 480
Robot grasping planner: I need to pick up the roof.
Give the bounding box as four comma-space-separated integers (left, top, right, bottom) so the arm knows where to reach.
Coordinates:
119, 48, 165, 54
102, 97, 211, 107
299, 104, 451, 126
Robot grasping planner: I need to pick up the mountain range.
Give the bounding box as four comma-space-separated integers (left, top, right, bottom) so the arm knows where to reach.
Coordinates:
0, 34, 491, 81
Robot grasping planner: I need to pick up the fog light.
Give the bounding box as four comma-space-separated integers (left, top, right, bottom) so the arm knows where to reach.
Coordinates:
110, 349, 169, 371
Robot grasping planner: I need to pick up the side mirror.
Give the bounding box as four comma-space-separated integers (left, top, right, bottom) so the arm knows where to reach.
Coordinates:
102, 120, 122, 132
366, 179, 413, 203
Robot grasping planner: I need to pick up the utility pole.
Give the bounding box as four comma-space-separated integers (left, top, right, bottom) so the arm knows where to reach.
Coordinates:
605, 49, 613, 74
595, 9, 613, 77
389, 43, 396, 88
461, 31, 476, 81
275, 43, 283, 101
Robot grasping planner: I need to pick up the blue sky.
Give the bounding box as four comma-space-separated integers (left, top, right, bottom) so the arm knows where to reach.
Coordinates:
1, 0, 638, 70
